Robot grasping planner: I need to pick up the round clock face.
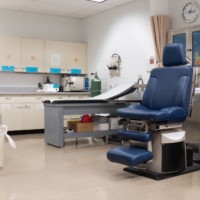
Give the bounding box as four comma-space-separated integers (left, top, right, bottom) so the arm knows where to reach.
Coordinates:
182, 2, 200, 23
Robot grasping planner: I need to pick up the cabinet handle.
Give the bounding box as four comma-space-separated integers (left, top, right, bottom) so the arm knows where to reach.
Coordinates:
24, 105, 30, 109
5, 97, 11, 100
58, 96, 63, 99
17, 106, 23, 109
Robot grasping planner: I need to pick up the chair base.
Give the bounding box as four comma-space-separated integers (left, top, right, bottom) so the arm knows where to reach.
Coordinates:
123, 162, 200, 180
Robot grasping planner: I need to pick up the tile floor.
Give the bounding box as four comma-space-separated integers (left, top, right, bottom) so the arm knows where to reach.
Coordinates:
0, 134, 200, 200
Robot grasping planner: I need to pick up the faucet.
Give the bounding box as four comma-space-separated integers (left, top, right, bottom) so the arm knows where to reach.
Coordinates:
136, 76, 145, 93
137, 76, 144, 85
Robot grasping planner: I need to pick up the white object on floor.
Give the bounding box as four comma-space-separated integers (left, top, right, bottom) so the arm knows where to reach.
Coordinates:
0, 125, 16, 167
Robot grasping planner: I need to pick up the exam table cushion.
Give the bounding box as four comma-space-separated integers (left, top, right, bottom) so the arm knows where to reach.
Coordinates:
117, 104, 187, 122
118, 129, 152, 142
162, 43, 187, 67
142, 66, 192, 116
107, 146, 153, 166
117, 66, 193, 122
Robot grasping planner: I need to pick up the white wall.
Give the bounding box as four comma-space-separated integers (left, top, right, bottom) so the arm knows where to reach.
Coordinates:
0, 1, 161, 92
83, 0, 155, 93
150, 0, 169, 15
0, 10, 84, 89
169, 0, 200, 29
0, 9, 84, 42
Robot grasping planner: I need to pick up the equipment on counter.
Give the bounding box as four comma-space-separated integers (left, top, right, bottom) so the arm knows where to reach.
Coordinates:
61, 76, 86, 91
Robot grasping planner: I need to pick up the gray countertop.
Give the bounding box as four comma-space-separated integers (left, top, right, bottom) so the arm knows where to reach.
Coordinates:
0, 87, 90, 95
0, 91, 90, 95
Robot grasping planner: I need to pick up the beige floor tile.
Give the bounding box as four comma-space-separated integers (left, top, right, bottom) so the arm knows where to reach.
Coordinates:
0, 134, 200, 200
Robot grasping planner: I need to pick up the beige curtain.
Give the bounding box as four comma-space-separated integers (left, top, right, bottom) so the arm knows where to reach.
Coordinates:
150, 15, 170, 66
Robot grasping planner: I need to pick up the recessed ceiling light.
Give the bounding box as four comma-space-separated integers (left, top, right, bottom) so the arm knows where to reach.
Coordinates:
87, 0, 107, 3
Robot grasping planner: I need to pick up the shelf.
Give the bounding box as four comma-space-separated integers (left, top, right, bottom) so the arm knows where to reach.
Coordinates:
0, 70, 88, 76
64, 129, 118, 139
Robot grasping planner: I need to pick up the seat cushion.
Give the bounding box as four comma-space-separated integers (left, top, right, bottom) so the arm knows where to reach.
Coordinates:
107, 146, 153, 166
117, 104, 187, 122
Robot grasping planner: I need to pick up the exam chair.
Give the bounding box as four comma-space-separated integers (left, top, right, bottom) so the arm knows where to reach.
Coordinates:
107, 43, 195, 178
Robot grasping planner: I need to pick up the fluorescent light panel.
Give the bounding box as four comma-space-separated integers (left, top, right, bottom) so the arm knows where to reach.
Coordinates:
87, 0, 107, 3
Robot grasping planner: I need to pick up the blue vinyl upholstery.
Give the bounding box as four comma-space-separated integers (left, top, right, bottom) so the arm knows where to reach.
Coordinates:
107, 146, 153, 166
163, 43, 187, 67
117, 44, 193, 123
118, 130, 152, 142
107, 43, 193, 167
117, 66, 193, 122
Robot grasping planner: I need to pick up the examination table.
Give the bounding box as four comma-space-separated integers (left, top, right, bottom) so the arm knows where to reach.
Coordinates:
43, 83, 144, 148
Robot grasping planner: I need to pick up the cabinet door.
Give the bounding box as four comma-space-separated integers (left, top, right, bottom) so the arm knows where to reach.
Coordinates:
45, 40, 68, 73
66, 42, 87, 74
0, 36, 21, 71
1, 104, 23, 131
21, 38, 45, 72
23, 103, 44, 130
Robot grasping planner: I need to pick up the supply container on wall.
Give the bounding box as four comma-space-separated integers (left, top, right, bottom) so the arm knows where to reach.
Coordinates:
90, 72, 101, 97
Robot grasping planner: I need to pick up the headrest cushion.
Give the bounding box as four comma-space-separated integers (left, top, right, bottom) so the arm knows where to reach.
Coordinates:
163, 43, 187, 67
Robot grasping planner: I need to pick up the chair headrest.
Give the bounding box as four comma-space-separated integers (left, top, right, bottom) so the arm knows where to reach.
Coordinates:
163, 43, 187, 67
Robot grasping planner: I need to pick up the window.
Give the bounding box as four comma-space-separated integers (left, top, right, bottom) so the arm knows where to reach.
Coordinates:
169, 26, 200, 67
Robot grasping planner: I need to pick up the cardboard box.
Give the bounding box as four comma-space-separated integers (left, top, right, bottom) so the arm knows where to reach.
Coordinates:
67, 120, 93, 132
76, 122, 93, 132
67, 119, 81, 131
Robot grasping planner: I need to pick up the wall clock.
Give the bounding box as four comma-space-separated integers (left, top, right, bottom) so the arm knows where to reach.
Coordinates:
182, 1, 200, 23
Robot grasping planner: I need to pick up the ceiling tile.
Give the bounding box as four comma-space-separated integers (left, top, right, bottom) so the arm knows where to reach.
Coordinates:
0, 0, 34, 9
22, 1, 82, 14
0, 0, 136, 19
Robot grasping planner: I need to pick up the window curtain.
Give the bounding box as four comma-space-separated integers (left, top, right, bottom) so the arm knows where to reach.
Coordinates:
150, 15, 170, 66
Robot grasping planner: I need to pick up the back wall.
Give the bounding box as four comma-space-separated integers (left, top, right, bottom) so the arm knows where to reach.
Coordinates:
83, 0, 155, 94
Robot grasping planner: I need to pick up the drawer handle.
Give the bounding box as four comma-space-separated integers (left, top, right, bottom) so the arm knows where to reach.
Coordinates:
5, 97, 11, 100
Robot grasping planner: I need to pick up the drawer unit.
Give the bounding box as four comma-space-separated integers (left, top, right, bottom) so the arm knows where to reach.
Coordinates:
0, 93, 89, 131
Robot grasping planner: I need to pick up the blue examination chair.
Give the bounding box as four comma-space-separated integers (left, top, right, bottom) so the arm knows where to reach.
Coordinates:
107, 43, 198, 179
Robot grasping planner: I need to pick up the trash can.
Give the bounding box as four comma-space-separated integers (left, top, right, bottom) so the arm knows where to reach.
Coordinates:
0, 125, 16, 168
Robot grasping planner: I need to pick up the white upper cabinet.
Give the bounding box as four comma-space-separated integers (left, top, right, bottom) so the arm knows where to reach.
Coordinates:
0, 36, 87, 74
0, 36, 21, 72
45, 40, 68, 73
21, 38, 45, 73
66, 42, 87, 74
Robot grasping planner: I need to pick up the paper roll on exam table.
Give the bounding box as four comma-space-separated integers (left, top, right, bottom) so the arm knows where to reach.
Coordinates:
43, 83, 143, 147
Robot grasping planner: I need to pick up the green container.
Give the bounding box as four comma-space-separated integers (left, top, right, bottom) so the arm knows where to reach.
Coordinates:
91, 73, 101, 97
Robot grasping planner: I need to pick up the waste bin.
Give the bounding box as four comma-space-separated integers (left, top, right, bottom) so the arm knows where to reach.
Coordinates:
0, 125, 16, 167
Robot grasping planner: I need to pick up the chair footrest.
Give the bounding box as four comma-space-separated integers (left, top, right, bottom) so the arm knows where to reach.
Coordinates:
107, 146, 153, 166
118, 130, 152, 142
